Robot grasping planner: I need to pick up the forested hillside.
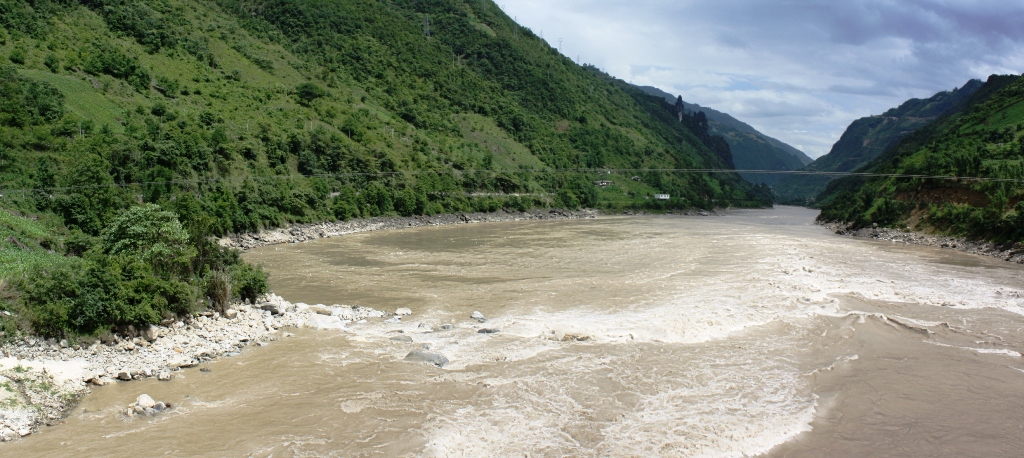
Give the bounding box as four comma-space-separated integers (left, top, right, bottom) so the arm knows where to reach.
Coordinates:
817, 74, 1024, 244
638, 85, 813, 186
0, 0, 768, 340
775, 81, 983, 202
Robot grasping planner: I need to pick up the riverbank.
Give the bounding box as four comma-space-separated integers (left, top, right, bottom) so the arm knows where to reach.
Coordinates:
217, 209, 601, 250
822, 222, 1024, 264
0, 294, 386, 442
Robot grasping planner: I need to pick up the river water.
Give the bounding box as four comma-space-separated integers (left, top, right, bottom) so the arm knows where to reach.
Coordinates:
8, 207, 1024, 457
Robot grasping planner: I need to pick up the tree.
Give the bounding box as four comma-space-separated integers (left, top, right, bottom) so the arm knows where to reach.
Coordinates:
101, 204, 194, 277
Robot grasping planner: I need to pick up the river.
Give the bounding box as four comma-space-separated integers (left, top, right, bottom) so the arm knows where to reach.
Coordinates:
7, 207, 1024, 457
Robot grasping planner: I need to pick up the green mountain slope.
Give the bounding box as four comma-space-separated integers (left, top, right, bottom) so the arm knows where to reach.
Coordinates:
0, 0, 768, 339
816, 74, 1024, 244
775, 80, 984, 202
638, 85, 813, 185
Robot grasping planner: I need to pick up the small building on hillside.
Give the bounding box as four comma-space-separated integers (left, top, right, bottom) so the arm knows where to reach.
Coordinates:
654, 194, 670, 201
595, 180, 614, 188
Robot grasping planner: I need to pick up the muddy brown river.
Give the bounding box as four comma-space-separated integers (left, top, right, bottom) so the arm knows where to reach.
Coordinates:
7, 207, 1024, 457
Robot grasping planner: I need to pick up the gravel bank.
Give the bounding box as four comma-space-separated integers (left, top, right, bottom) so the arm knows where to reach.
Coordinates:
822, 222, 1024, 264
217, 209, 599, 250
0, 294, 384, 442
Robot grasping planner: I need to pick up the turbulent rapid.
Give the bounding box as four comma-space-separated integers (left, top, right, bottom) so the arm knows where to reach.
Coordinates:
8, 207, 1024, 457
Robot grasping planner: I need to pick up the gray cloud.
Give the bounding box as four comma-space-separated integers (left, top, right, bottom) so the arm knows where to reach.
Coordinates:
502, 0, 1024, 158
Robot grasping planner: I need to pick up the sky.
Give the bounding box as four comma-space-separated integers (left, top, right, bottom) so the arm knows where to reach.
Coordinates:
500, 0, 1024, 158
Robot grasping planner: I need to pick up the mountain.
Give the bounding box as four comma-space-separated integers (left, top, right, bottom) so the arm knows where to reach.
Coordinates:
638, 86, 813, 185
0, 0, 769, 339
816, 74, 1024, 244
775, 80, 984, 202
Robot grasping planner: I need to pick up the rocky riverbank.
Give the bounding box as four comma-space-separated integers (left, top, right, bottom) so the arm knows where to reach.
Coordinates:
218, 209, 600, 250
823, 222, 1024, 264
0, 293, 386, 442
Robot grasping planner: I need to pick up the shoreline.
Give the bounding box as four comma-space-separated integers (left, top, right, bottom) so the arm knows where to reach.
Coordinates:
217, 209, 601, 250
821, 221, 1024, 264
0, 294, 385, 442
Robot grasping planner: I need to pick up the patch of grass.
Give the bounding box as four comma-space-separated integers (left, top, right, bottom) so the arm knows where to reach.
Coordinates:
18, 69, 126, 134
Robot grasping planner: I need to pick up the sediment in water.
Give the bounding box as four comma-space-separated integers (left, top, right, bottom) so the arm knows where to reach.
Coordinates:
0, 294, 384, 442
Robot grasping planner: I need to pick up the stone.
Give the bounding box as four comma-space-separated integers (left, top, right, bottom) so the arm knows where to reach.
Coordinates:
310, 304, 334, 316
1, 428, 16, 442
477, 328, 500, 334
223, 308, 238, 320
117, 370, 132, 381
257, 301, 285, 315
395, 307, 412, 316
470, 311, 487, 322
142, 325, 159, 342
435, 324, 454, 331
136, 394, 156, 409
389, 335, 413, 343
303, 315, 346, 330
154, 402, 166, 412
157, 370, 172, 381
404, 349, 449, 368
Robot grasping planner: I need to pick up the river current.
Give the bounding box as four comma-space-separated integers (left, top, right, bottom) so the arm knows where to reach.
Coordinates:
8, 207, 1024, 456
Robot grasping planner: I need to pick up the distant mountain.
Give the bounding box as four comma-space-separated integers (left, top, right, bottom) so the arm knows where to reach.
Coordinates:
775, 80, 984, 202
816, 74, 1024, 244
638, 86, 813, 186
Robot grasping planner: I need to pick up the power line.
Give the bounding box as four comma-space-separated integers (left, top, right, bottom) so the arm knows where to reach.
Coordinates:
0, 168, 1021, 196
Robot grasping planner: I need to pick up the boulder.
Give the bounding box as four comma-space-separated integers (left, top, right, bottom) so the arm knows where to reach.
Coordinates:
303, 314, 346, 330
404, 349, 449, 368
136, 394, 156, 410
310, 304, 334, 316
1, 428, 16, 442
395, 307, 412, 316
470, 311, 487, 322
477, 328, 500, 334
117, 370, 132, 381
389, 335, 413, 343
157, 369, 172, 381
223, 308, 238, 320
142, 325, 159, 342
257, 301, 286, 315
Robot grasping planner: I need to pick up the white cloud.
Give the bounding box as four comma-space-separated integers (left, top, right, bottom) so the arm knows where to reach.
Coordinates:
501, 0, 1024, 158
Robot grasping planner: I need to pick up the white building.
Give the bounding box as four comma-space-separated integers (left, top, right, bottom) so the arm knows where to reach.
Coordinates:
654, 194, 670, 201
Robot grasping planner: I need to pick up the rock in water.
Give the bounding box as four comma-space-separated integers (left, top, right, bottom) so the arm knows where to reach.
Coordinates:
157, 369, 172, 381
477, 328, 500, 334
390, 335, 413, 343
136, 394, 156, 410
404, 350, 449, 368
395, 307, 412, 316
470, 311, 487, 322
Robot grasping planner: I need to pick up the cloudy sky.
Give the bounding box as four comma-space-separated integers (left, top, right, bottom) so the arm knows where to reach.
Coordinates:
501, 0, 1024, 158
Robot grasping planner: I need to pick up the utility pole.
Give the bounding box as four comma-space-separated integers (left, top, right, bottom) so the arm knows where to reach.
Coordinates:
423, 14, 431, 39
559, 38, 563, 52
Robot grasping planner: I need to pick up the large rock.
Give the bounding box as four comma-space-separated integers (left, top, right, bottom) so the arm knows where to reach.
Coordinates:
470, 311, 487, 322
136, 394, 156, 410
303, 314, 346, 330
223, 308, 238, 320
310, 304, 334, 316
404, 350, 449, 368
390, 335, 413, 343
141, 325, 159, 342
395, 307, 412, 316
257, 301, 287, 315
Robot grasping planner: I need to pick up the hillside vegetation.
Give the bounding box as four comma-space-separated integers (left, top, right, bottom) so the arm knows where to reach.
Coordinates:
0, 0, 768, 340
817, 74, 1024, 244
776, 81, 983, 202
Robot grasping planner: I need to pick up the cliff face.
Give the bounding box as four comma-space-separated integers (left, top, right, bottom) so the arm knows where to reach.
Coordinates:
637, 85, 810, 186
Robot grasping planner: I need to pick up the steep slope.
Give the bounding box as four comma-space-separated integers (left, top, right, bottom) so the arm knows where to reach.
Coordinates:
775, 80, 984, 202
817, 74, 1024, 244
638, 86, 813, 185
0, 0, 768, 339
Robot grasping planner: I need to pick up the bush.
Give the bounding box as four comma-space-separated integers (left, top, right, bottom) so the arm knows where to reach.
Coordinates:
230, 262, 267, 304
